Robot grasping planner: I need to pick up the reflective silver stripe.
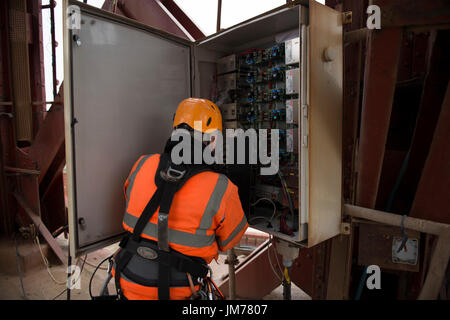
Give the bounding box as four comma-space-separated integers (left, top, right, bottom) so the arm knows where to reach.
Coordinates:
123, 212, 216, 248
196, 174, 229, 236
125, 155, 151, 211
218, 215, 248, 248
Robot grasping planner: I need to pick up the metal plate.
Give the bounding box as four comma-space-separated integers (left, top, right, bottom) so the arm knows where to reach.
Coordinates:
392, 238, 419, 265
358, 222, 420, 272
64, 2, 191, 256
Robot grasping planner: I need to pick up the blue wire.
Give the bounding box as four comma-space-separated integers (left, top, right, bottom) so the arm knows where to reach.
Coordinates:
354, 266, 368, 300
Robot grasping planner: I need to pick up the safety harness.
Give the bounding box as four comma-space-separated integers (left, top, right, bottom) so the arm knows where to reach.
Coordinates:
113, 152, 212, 300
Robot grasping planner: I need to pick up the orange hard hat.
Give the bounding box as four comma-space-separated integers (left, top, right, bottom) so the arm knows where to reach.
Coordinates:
173, 98, 222, 133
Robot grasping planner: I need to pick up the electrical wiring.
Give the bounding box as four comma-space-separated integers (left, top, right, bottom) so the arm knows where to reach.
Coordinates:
270, 235, 284, 276
34, 235, 66, 285
51, 288, 67, 300
266, 236, 283, 282
79, 255, 108, 270
277, 171, 296, 231
247, 216, 272, 224
249, 197, 277, 224
52, 254, 87, 300
273, 241, 283, 276
88, 255, 114, 299
267, 245, 281, 281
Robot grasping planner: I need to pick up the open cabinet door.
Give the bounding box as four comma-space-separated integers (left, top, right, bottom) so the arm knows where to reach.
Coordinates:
307, 0, 343, 247
63, 1, 192, 257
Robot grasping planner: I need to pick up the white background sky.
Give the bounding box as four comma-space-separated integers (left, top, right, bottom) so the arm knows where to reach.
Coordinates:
42, 0, 324, 102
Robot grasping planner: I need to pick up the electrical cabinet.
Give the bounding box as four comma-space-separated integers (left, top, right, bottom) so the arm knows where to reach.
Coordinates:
64, 0, 342, 257
193, 1, 342, 247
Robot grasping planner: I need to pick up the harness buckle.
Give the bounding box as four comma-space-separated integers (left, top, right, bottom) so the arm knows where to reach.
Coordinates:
161, 166, 186, 182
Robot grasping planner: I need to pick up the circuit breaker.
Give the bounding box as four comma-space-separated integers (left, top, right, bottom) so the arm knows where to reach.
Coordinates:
286, 99, 299, 125
285, 37, 300, 65
286, 68, 300, 95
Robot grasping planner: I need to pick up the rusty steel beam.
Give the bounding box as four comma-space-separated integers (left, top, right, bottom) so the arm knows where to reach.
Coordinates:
390, 30, 450, 215
356, 28, 403, 208
116, 0, 190, 40
13, 191, 66, 265
28, 86, 64, 183
39, 142, 65, 200
40, 171, 66, 233
410, 81, 450, 224
289, 242, 331, 299
160, 0, 205, 40
374, 0, 450, 28
344, 27, 368, 44
219, 240, 281, 299
217, 0, 222, 33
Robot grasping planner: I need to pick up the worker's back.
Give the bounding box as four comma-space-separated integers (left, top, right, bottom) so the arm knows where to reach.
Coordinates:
116, 153, 248, 300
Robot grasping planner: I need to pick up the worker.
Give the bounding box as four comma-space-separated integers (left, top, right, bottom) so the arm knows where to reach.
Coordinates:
112, 98, 248, 300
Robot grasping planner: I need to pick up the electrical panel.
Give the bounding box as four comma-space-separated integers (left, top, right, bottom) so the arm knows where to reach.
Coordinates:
195, 1, 343, 247
212, 37, 303, 241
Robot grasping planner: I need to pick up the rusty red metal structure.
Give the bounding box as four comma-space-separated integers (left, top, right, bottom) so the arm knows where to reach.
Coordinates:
0, 0, 449, 299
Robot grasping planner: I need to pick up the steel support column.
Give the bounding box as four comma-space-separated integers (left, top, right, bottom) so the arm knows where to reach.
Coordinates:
373, 0, 450, 28
410, 81, 450, 224
356, 28, 402, 208
390, 30, 450, 215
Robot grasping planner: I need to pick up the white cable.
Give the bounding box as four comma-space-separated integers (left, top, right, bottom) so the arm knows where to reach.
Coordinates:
250, 197, 277, 222
247, 216, 271, 224
270, 235, 284, 275
34, 236, 66, 285
266, 237, 283, 282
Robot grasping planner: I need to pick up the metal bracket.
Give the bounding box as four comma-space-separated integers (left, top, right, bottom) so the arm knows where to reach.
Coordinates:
340, 222, 351, 235
342, 11, 352, 25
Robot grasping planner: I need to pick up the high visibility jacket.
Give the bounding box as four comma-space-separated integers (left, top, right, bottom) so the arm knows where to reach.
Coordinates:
117, 154, 248, 300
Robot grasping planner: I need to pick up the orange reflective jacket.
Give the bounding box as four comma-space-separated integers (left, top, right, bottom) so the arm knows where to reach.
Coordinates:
116, 154, 248, 300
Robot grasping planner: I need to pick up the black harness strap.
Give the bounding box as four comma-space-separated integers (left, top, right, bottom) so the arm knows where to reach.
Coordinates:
114, 187, 163, 298
156, 182, 179, 300
115, 153, 212, 300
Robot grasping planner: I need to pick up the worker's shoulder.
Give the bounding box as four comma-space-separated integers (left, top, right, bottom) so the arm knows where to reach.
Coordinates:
192, 171, 237, 190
